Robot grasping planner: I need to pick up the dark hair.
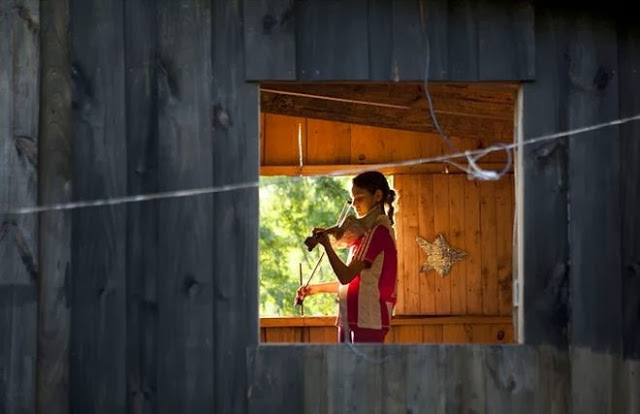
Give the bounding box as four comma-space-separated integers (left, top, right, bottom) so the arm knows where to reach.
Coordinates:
352, 170, 396, 225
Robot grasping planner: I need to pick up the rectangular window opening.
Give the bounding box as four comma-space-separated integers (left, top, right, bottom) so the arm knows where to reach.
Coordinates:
258, 82, 521, 346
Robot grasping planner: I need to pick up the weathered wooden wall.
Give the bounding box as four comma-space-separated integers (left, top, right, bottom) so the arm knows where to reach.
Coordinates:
244, 0, 535, 82
1, 1, 39, 413
1, 0, 639, 413
2, 0, 257, 413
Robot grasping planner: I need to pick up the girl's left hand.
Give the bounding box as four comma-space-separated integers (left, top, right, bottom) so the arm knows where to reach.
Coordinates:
312, 228, 330, 247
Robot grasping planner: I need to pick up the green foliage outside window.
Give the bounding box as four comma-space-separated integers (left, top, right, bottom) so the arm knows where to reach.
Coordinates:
259, 176, 352, 316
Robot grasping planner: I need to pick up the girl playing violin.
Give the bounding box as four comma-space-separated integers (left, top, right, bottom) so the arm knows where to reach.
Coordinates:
296, 171, 398, 343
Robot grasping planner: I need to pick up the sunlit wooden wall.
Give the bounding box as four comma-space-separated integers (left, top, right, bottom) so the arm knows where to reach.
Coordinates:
394, 174, 514, 316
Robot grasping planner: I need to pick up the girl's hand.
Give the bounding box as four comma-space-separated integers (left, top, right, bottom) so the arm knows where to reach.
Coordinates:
312, 228, 330, 247
295, 284, 316, 304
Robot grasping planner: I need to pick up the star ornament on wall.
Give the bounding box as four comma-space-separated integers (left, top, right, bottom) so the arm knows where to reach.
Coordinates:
416, 234, 467, 278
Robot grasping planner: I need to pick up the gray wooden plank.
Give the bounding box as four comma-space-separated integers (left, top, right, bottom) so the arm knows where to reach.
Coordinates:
367, 0, 393, 81
69, 0, 127, 411
404, 345, 444, 413
296, 0, 369, 80
211, 1, 259, 412
564, 13, 621, 354
446, 0, 478, 81
0, 1, 39, 412
38, 0, 71, 413
445, 346, 485, 413
483, 346, 537, 413
391, 0, 448, 81
243, 0, 295, 81
520, 8, 570, 348
247, 346, 305, 413
618, 20, 640, 360
124, 0, 158, 412
477, 0, 535, 81
155, 0, 214, 412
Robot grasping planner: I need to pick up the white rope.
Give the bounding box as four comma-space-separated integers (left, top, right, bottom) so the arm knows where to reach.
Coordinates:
4, 113, 640, 216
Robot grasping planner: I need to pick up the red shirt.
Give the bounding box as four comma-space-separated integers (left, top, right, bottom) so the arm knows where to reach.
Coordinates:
337, 220, 397, 330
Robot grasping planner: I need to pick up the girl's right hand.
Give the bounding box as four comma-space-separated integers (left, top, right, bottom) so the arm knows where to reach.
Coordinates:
295, 284, 316, 304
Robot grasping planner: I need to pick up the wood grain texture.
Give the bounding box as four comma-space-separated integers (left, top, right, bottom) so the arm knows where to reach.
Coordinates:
618, 20, 640, 360
243, 0, 295, 80
564, 13, 621, 354
124, 0, 158, 412
0, 1, 39, 413
211, 1, 260, 413
477, 0, 535, 80
156, 0, 214, 412
38, 0, 70, 413
417, 174, 436, 315
520, 7, 569, 348
295, 0, 369, 80
69, 0, 127, 411
433, 175, 451, 314
248, 345, 569, 413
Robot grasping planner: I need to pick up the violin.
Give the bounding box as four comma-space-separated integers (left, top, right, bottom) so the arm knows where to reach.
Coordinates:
295, 202, 382, 306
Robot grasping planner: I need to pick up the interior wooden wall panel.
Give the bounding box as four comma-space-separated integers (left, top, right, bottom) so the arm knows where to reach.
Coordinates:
496, 175, 514, 315
396, 174, 514, 317
480, 181, 499, 315
307, 327, 337, 343
261, 114, 513, 167
449, 175, 467, 315
395, 175, 421, 314
306, 118, 351, 164
433, 175, 452, 315
422, 325, 444, 343
464, 180, 483, 314
263, 113, 305, 165
443, 324, 472, 343
417, 174, 436, 315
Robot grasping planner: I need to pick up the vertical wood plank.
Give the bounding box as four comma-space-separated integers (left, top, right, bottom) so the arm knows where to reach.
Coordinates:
496, 175, 513, 316
0, 1, 39, 412
464, 180, 482, 314
156, 0, 214, 412
391, 0, 448, 81
306, 119, 351, 164
38, 0, 70, 413
418, 174, 436, 314
124, 0, 158, 412
394, 175, 406, 313
477, 0, 535, 80
69, 0, 127, 411
296, 0, 369, 80
243, 0, 296, 81
433, 175, 451, 315
520, 7, 569, 347
448, 175, 466, 315
618, 19, 640, 359
565, 13, 621, 355
480, 181, 498, 315
367, 0, 393, 80
446, 0, 478, 81
398, 175, 421, 314
211, 2, 260, 413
